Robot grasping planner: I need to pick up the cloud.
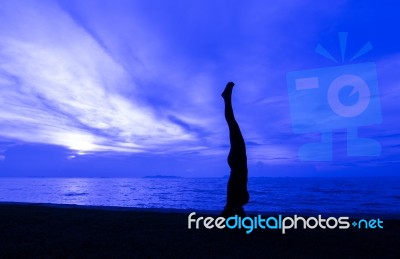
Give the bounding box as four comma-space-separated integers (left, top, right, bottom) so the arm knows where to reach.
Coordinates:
0, 1, 197, 154
0, 0, 398, 172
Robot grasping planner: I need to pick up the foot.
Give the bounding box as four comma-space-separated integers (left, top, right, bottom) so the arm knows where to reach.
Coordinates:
221, 82, 235, 99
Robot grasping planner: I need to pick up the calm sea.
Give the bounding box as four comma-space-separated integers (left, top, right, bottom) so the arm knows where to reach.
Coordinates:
0, 177, 399, 216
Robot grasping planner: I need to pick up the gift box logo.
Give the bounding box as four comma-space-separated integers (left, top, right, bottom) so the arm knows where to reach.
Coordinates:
287, 32, 382, 161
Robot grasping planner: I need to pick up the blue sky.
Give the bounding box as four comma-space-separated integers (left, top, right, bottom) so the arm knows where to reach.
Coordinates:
0, 0, 399, 177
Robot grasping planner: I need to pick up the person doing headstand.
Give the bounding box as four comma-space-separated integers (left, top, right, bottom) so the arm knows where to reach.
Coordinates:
221, 82, 249, 217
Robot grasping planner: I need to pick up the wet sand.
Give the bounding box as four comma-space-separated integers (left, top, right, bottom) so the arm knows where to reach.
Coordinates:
0, 203, 399, 258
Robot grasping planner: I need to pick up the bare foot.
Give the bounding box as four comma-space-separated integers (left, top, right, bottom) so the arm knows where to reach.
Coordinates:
221, 82, 235, 99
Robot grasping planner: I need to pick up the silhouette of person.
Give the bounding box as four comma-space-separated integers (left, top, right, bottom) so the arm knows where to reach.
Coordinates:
221, 82, 249, 217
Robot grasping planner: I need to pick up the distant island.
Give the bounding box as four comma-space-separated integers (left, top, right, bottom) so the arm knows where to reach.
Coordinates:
143, 175, 183, 179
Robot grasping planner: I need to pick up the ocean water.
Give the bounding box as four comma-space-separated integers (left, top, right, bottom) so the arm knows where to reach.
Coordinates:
0, 177, 399, 216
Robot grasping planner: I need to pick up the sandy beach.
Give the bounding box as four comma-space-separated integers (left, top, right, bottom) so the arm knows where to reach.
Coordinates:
0, 202, 399, 258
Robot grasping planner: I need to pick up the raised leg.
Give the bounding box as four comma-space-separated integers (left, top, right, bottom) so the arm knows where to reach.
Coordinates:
221, 82, 249, 217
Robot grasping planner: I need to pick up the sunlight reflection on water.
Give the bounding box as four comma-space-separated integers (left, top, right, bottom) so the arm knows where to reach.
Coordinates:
0, 177, 399, 214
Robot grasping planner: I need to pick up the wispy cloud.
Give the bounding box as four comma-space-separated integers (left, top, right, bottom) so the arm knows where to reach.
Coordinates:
0, 0, 398, 173
0, 1, 199, 154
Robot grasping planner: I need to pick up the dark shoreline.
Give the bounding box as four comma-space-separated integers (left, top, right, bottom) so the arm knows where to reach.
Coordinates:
1, 203, 399, 258
2, 201, 399, 219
